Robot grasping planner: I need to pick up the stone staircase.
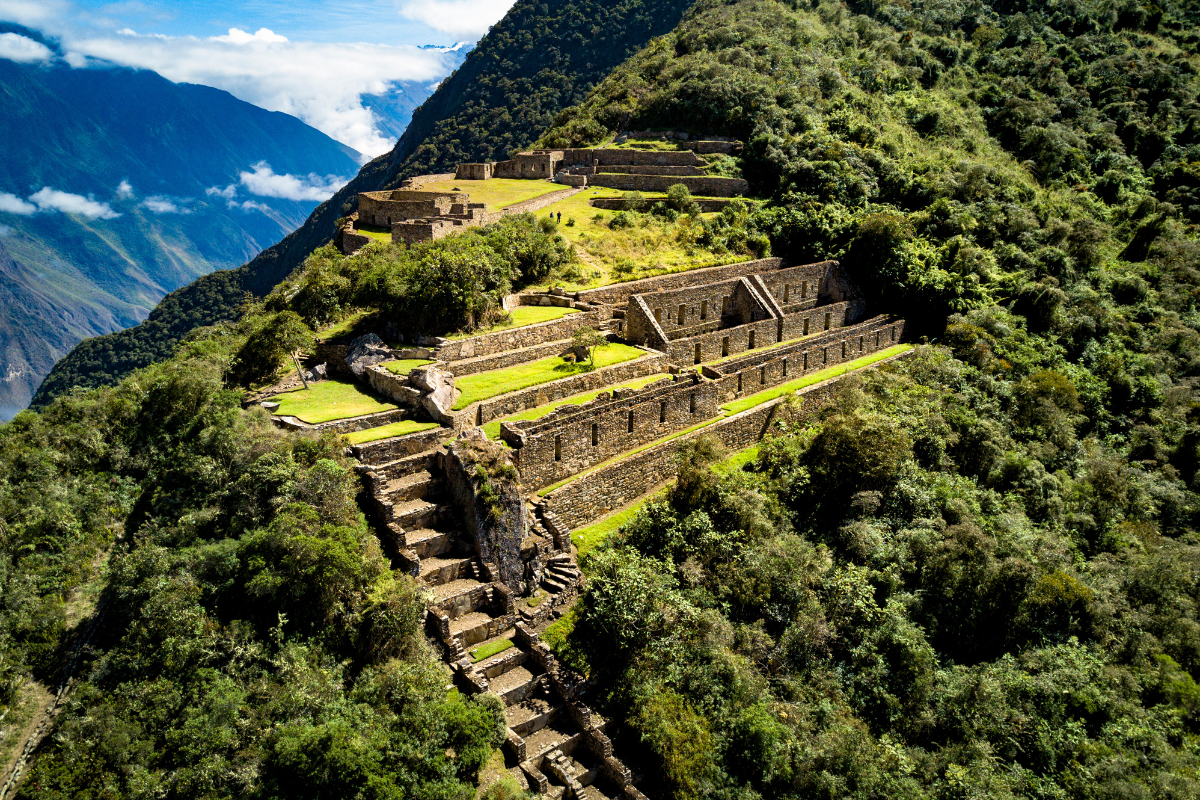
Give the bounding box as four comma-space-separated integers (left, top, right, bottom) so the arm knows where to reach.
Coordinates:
460, 624, 648, 800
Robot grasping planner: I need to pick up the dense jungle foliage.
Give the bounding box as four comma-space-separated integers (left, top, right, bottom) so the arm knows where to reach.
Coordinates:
31, 0, 694, 410
8, 0, 1200, 797
1, 337, 507, 798
526, 0, 1200, 796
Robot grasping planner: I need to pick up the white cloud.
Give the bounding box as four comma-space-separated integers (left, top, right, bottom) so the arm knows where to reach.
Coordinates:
64, 27, 461, 156
0, 193, 37, 215
141, 196, 190, 214
116, 179, 133, 199
213, 27, 288, 45
398, 0, 515, 39
29, 187, 120, 219
0, 32, 54, 63
0, 224, 12, 237
235, 200, 272, 213
205, 184, 238, 200
238, 162, 347, 202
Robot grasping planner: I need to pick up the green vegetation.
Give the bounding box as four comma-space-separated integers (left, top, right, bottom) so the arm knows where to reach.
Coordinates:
572, 489, 667, 557
417, 178, 568, 208
480, 373, 667, 438
317, 309, 375, 340
446, 304, 578, 339
452, 342, 645, 409
2, 341, 505, 799
470, 637, 515, 663
383, 358, 435, 376
272, 380, 398, 424
722, 344, 913, 415
355, 224, 392, 242
342, 419, 440, 445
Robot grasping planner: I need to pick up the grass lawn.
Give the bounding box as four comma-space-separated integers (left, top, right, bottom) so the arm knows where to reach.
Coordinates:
571, 487, 667, 558
721, 344, 913, 415
417, 177, 568, 209
343, 419, 440, 445
480, 373, 667, 438
355, 224, 392, 242
447, 305, 578, 340
452, 343, 646, 409
383, 359, 434, 376
272, 380, 398, 424
469, 637, 514, 663
716, 445, 760, 474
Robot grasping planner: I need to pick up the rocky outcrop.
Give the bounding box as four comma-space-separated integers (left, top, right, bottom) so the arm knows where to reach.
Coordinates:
410, 366, 459, 422
345, 333, 393, 377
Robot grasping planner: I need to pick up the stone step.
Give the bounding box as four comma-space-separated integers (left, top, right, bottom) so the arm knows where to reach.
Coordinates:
449, 610, 500, 642
541, 577, 567, 593
404, 527, 455, 559
490, 664, 541, 705
523, 719, 582, 762
385, 470, 444, 503
418, 556, 473, 586
360, 446, 438, 471
392, 498, 446, 530
546, 553, 572, 565
506, 697, 560, 738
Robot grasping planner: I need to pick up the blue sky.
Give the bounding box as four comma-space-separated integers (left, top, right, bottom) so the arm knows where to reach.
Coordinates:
68, 0, 476, 46
0, 0, 518, 154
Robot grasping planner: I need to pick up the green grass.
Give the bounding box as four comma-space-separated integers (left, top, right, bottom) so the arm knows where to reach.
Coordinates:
480, 373, 668, 438
541, 602, 588, 673
469, 637, 514, 663
272, 380, 398, 424
342, 419, 440, 445
355, 224, 392, 242
417, 177, 568, 208
383, 359, 434, 376
721, 344, 913, 415
571, 488, 667, 557
318, 309, 376, 341
446, 305, 578, 340
715, 445, 760, 474
452, 343, 646, 409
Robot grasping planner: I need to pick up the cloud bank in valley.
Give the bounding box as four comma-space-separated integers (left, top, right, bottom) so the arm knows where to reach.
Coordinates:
397, 0, 516, 39
0, 0, 471, 156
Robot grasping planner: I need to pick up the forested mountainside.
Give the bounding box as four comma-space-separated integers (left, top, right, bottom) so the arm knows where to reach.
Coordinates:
6, 0, 1200, 799
0, 24, 363, 420
32, 0, 694, 409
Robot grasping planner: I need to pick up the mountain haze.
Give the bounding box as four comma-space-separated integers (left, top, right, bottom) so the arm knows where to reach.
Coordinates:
0, 28, 363, 418
32, 0, 696, 408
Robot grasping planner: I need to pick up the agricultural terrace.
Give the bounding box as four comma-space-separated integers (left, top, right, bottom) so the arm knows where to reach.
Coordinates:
451, 342, 646, 409
272, 379, 398, 423
531, 187, 763, 290
445, 305, 577, 339
480, 373, 667, 438
416, 177, 568, 208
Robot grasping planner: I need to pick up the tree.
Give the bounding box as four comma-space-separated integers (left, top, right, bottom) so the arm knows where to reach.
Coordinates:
571, 326, 608, 366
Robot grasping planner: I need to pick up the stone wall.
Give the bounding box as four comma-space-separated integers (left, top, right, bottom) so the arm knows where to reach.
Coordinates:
448, 338, 574, 376
545, 350, 916, 528
627, 276, 773, 342
664, 301, 849, 365
350, 426, 447, 465
588, 173, 749, 196
707, 316, 907, 402
596, 165, 706, 176
363, 365, 423, 407
468, 351, 669, 427
435, 310, 602, 362
494, 151, 563, 179
505, 374, 719, 489
359, 189, 468, 227
559, 148, 705, 168
757, 262, 834, 305
590, 197, 751, 213
575, 257, 784, 306
501, 187, 579, 215
275, 406, 413, 435
456, 163, 493, 180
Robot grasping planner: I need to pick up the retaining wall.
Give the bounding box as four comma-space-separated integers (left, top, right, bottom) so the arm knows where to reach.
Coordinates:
559, 148, 705, 167
662, 301, 850, 365
545, 350, 916, 528
507, 374, 719, 489
576, 257, 784, 306
467, 351, 670, 427
436, 310, 602, 362
590, 197, 752, 213
448, 338, 574, 377
588, 173, 749, 196
351, 427, 447, 466
596, 165, 706, 176
501, 187, 579, 215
